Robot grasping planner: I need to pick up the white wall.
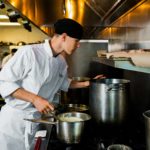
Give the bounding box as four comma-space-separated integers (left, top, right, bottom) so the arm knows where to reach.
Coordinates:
0, 24, 49, 43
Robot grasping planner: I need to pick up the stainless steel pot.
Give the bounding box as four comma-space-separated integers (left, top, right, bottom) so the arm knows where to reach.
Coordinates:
61, 77, 90, 104
55, 112, 91, 144
89, 78, 130, 125
107, 144, 132, 150
143, 110, 150, 150
72, 77, 90, 82
25, 112, 91, 144
56, 104, 89, 113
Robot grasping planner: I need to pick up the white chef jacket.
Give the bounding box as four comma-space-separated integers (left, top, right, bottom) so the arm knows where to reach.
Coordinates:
1, 53, 13, 68
0, 39, 71, 150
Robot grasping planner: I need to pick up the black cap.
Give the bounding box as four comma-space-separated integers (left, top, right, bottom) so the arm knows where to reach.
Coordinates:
54, 18, 83, 40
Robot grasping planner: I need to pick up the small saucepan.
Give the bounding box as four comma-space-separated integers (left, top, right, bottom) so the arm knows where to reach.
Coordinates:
56, 104, 89, 113
25, 112, 91, 144
72, 76, 91, 82
54, 112, 91, 144
61, 77, 91, 104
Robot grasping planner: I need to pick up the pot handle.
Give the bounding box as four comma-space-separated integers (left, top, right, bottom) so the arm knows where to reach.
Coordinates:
106, 84, 114, 91
107, 84, 125, 91
34, 137, 42, 150
24, 118, 57, 125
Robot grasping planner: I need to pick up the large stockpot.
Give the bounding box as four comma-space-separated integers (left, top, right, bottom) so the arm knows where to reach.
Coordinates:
89, 78, 130, 125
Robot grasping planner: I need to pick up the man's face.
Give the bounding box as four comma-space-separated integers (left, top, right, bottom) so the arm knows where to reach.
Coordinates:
63, 35, 80, 55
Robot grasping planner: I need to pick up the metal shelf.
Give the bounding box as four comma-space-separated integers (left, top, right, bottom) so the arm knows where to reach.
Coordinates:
93, 57, 150, 74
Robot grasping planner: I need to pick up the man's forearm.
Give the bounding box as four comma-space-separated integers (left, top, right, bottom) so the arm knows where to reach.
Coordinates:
11, 88, 38, 104
69, 80, 89, 89
11, 88, 54, 113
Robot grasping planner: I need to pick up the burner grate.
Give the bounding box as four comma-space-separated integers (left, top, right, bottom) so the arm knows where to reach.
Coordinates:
47, 121, 146, 150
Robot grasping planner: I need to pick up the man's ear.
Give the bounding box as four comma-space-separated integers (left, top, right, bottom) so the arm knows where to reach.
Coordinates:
61, 33, 67, 41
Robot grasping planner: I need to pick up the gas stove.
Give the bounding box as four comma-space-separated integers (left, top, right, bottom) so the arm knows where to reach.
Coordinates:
47, 119, 146, 150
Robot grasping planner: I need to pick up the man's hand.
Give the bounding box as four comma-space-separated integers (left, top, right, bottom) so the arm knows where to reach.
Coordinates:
93, 74, 106, 79
32, 96, 54, 114
84, 74, 106, 87
11, 88, 54, 114
69, 74, 106, 89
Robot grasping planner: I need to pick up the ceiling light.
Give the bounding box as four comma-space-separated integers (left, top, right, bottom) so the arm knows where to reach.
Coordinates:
21, 19, 32, 32
0, 1, 5, 9
0, 22, 21, 26
7, 9, 20, 22
0, 15, 9, 19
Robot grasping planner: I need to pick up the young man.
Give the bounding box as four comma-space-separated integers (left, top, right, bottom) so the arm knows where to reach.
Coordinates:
0, 18, 104, 150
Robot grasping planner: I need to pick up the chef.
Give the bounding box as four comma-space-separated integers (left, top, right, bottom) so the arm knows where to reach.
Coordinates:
0, 18, 104, 150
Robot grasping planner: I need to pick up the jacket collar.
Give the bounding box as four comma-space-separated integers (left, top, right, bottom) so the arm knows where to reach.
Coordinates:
43, 39, 53, 57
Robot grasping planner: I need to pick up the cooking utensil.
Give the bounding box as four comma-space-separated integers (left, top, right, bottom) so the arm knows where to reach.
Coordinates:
72, 76, 91, 82
48, 110, 57, 119
24, 112, 91, 144
54, 112, 91, 144
107, 144, 132, 150
40, 104, 89, 120
64, 104, 88, 112
89, 78, 130, 125
61, 76, 90, 104
143, 110, 150, 150
34, 137, 42, 150
56, 104, 89, 113
24, 118, 56, 125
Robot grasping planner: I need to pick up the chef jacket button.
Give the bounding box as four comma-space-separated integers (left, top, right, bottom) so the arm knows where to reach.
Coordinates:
59, 74, 63, 78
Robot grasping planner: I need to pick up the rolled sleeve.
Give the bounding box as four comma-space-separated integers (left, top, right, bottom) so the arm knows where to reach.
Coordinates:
0, 81, 20, 98
0, 46, 32, 98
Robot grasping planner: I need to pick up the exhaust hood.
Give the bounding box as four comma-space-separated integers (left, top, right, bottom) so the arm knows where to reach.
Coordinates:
3, 0, 146, 38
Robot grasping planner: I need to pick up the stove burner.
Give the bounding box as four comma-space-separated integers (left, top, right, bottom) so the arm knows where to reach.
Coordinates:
47, 120, 146, 150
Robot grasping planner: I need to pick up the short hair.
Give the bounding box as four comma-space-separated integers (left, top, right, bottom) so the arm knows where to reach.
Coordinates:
54, 18, 83, 40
